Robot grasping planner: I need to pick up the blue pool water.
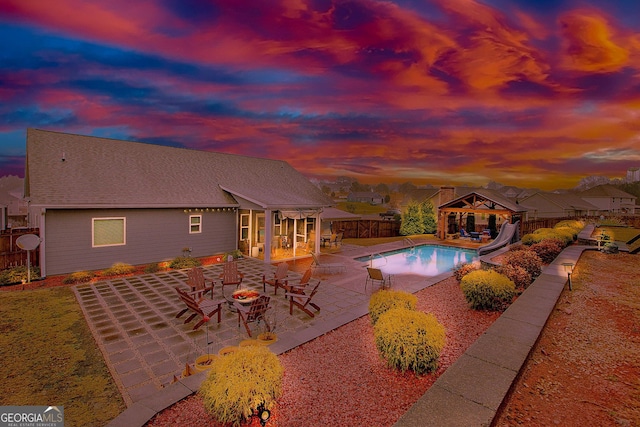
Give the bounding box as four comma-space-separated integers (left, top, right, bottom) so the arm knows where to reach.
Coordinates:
356, 245, 478, 277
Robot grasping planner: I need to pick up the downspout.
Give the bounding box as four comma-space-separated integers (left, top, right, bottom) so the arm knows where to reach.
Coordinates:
39, 208, 46, 278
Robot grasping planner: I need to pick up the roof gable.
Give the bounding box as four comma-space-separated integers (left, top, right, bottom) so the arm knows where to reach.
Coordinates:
25, 129, 331, 209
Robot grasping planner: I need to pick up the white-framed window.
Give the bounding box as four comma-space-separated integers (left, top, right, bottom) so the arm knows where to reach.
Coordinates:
92, 217, 126, 247
189, 215, 202, 234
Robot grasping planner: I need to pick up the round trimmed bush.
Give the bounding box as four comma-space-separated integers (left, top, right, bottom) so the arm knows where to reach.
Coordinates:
530, 239, 564, 264
368, 289, 417, 325
452, 262, 480, 282
460, 270, 516, 311
497, 264, 532, 290
199, 345, 283, 425
374, 307, 446, 374
502, 249, 543, 279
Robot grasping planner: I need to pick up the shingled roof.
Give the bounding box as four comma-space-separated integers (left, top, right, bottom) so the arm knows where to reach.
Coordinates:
25, 129, 332, 209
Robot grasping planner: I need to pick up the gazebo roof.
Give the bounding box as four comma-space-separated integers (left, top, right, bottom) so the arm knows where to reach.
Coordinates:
438, 189, 528, 213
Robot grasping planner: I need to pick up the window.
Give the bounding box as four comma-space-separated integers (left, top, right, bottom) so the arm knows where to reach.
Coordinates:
93, 218, 126, 247
190, 215, 202, 233
240, 214, 249, 240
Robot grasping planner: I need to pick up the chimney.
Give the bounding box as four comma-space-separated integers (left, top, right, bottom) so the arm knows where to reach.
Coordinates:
439, 186, 455, 206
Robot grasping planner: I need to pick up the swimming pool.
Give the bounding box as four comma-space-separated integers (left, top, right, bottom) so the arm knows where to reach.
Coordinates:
356, 244, 478, 277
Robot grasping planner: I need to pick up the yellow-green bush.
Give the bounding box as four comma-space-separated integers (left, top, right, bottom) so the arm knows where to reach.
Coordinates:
62, 270, 94, 284
554, 219, 584, 233
522, 227, 573, 246
460, 269, 515, 311
169, 256, 201, 269
200, 346, 283, 426
102, 262, 136, 276
368, 289, 417, 324
374, 307, 446, 374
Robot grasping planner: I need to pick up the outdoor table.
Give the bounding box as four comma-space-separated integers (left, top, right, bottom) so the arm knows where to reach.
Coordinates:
226, 289, 260, 312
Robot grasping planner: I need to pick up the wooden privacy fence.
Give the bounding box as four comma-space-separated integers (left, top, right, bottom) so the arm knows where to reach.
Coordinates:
331, 219, 400, 239
0, 229, 40, 270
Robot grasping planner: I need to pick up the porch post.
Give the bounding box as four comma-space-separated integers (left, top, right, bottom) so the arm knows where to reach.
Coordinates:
264, 209, 272, 263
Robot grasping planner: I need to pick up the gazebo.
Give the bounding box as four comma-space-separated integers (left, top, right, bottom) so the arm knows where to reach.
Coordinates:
437, 189, 528, 240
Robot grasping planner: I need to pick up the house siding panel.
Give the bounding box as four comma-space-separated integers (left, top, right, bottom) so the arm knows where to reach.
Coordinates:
44, 209, 236, 276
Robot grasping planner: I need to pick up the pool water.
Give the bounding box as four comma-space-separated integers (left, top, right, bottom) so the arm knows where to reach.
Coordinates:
357, 245, 478, 277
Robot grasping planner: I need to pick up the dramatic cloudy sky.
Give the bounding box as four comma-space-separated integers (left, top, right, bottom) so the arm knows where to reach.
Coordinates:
1, 0, 639, 189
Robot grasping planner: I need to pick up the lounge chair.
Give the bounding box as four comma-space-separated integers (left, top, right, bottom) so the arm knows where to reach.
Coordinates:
460, 228, 471, 239
235, 295, 271, 337
365, 267, 391, 290
186, 267, 215, 299
310, 252, 346, 274
286, 281, 321, 318
175, 287, 222, 330
219, 260, 244, 296
262, 262, 289, 295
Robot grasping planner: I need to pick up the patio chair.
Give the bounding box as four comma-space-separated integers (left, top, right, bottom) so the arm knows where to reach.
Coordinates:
460, 228, 471, 239
174, 287, 222, 330
219, 260, 244, 296
186, 267, 215, 299
365, 267, 392, 290
284, 268, 313, 294
329, 232, 343, 248
235, 295, 271, 337
286, 280, 321, 318
310, 251, 346, 274
262, 262, 289, 295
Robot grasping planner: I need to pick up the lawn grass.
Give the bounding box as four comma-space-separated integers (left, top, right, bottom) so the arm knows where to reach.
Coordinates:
0, 286, 125, 426
595, 226, 640, 243
335, 201, 389, 215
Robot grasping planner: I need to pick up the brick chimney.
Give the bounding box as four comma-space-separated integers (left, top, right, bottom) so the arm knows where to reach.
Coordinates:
439, 186, 456, 206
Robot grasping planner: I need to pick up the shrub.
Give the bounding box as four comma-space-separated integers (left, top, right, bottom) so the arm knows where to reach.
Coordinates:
496, 264, 532, 290
102, 262, 136, 277
502, 249, 542, 279
460, 270, 516, 311
530, 239, 564, 264
62, 271, 94, 284
374, 307, 446, 374
522, 228, 573, 246
143, 263, 160, 274
169, 256, 201, 269
554, 219, 584, 233
200, 346, 283, 426
452, 262, 480, 282
369, 289, 417, 325
0, 266, 41, 285
507, 244, 529, 252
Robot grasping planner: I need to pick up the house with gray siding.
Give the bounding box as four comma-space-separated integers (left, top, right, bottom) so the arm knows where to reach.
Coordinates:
24, 129, 332, 276
518, 191, 600, 219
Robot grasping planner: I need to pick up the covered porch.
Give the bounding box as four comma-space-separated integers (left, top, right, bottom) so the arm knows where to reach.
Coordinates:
437, 190, 528, 240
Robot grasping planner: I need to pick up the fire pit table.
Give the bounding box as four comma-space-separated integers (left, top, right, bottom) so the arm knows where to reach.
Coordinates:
226, 289, 260, 312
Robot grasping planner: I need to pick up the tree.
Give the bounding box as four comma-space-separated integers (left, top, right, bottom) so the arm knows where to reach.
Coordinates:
398, 182, 417, 194
420, 201, 437, 234
400, 201, 424, 235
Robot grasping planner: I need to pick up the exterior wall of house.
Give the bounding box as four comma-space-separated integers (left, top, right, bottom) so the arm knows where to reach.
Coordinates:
42, 208, 236, 276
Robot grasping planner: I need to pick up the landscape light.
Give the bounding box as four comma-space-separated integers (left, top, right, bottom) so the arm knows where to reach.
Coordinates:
256, 403, 270, 426
562, 262, 574, 291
